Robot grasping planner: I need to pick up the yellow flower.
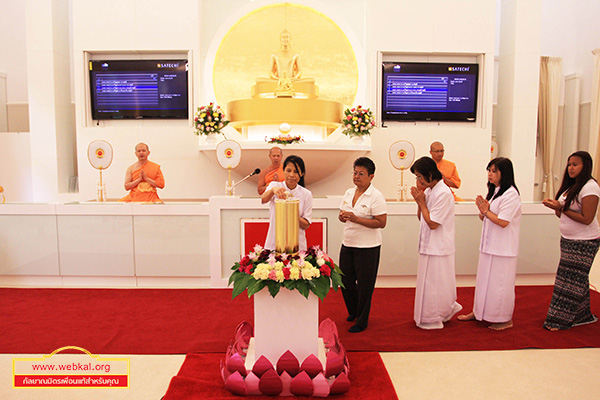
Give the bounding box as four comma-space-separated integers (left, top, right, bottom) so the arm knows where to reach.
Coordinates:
252, 263, 271, 280
274, 261, 285, 270
289, 267, 300, 280
275, 270, 285, 282
300, 264, 321, 280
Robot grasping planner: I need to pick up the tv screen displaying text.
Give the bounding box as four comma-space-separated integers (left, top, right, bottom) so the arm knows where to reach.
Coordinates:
89, 60, 188, 119
382, 62, 478, 122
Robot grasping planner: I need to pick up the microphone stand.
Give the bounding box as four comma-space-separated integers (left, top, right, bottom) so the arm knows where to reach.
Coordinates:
227, 168, 261, 196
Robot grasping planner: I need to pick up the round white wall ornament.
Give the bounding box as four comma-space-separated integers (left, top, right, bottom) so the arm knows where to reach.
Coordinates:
87, 140, 113, 170
216, 140, 242, 169
389, 140, 415, 170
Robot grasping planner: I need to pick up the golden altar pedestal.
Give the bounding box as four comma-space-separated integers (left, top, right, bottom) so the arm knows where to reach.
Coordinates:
227, 97, 343, 137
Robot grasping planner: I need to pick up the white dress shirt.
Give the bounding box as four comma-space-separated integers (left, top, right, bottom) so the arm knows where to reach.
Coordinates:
418, 180, 455, 256
340, 184, 387, 248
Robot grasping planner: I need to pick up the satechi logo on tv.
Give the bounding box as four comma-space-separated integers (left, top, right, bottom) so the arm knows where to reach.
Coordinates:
448, 66, 470, 72
157, 63, 179, 68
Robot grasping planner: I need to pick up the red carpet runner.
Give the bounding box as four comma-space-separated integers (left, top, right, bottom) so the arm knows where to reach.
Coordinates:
1, 286, 600, 354
162, 352, 397, 400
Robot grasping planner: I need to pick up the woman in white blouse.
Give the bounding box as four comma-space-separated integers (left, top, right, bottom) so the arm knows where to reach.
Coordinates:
458, 157, 521, 330
339, 157, 387, 333
410, 157, 462, 330
262, 155, 312, 252
542, 151, 600, 330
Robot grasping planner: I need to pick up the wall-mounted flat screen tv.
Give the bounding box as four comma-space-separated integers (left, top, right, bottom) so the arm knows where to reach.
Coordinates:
381, 61, 479, 122
89, 59, 188, 120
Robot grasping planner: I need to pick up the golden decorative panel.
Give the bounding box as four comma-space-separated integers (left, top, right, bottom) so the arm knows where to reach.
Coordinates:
213, 3, 358, 109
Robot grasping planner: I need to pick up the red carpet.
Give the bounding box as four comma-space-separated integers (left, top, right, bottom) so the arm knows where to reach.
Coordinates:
162, 352, 397, 400
1, 286, 600, 354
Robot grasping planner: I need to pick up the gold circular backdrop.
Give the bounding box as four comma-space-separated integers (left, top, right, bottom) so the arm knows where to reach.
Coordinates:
213, 3, 358, 108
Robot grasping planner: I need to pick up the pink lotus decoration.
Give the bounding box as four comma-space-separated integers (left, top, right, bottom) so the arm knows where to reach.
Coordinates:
221, 319, 350, 397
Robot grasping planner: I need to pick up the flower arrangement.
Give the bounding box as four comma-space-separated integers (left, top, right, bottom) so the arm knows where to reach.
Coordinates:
229, 245, 344, 300
194, 103, 229, 135
266, 135, 304, 145
342, 106, 375, 137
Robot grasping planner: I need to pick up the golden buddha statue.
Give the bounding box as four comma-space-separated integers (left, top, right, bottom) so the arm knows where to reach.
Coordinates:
254, 30, 318, 99
227, 29, 343, 136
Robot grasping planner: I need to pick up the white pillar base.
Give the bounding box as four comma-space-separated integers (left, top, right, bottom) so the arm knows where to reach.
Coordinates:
245, 289, 325, 370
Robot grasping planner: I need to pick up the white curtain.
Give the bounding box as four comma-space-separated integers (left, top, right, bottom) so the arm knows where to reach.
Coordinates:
592, 49, 600, 181
538, 56, 562, 199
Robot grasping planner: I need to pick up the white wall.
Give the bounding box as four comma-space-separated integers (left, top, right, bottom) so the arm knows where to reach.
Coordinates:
364, 0, 495, 200
0, 0, 28, 104
540, 0, 600, 104
3, 0, 598, 201
71, 0, 206, 201
0, 133, 32, 201
0, 1, 30, 135
69, 0, 496, 201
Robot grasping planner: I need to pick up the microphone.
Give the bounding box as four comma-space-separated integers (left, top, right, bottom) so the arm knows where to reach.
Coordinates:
231, 168, 261, 189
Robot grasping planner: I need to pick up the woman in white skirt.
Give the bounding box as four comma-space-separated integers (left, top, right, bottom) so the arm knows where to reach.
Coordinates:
410, 157, 462, 330
458, 157, 521, 330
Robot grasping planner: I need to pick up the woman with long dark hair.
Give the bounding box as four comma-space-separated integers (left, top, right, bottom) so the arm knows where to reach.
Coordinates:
262, 155, 312, 251
410, 157, 462, 329
458, 157, 521, 330
542, 151, 600, 330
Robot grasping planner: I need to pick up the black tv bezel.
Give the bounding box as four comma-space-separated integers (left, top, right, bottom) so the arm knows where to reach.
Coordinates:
381, 61, 479, 122
89, 59, 189, 120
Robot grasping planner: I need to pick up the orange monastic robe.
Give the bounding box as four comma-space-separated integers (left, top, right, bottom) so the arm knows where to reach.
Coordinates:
120, 161, 165, 203
436, 159, 462, 201
265, 165, 284, 185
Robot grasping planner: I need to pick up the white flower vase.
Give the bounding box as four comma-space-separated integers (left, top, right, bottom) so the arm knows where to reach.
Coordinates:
205, 133, 218, 144
350, 135, 364, 144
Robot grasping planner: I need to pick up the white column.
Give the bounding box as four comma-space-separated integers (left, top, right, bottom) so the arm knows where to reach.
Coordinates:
561, 73, 581, 171
0, 72, 7, 132
496, 0, 542, 201
25, 0, 75, 201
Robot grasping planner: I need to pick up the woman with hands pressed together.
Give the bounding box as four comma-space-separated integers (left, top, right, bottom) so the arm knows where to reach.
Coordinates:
458, 157, 521, 331
339, 157, 387, 333
542, 151, 600, 331
410, 157, 462, 330
261, 155, 312, 252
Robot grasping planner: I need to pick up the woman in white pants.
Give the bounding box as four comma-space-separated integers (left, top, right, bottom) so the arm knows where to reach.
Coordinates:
458, 157, 521, 331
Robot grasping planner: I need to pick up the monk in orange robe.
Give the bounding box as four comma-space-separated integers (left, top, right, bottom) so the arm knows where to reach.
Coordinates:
257, 146, 284, 195
120, 143, 165, 203
430, 141, 462, 201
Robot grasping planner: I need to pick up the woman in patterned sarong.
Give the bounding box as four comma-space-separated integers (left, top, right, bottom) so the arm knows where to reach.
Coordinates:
542, 151, 600, 330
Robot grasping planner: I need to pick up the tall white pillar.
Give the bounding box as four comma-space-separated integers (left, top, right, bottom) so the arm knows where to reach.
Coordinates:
0, 72, 7, 132
25, 0, 76, 201
496, 0, 542, 201
561, 73, 581, 171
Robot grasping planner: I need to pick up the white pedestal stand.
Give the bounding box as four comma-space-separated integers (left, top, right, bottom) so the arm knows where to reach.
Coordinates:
244, 289, 326, 370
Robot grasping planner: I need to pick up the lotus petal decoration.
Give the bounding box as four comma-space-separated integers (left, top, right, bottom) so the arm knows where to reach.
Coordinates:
329, 371, 351, 395
276, 350, 300, 377
224, 371, 247, 396
300, 354, 323, 379
258, 369, 283, 396
244, 372, 261, 395
252, 355, 274, 378
290, 370, 313, 396
226, 352, 247, 376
